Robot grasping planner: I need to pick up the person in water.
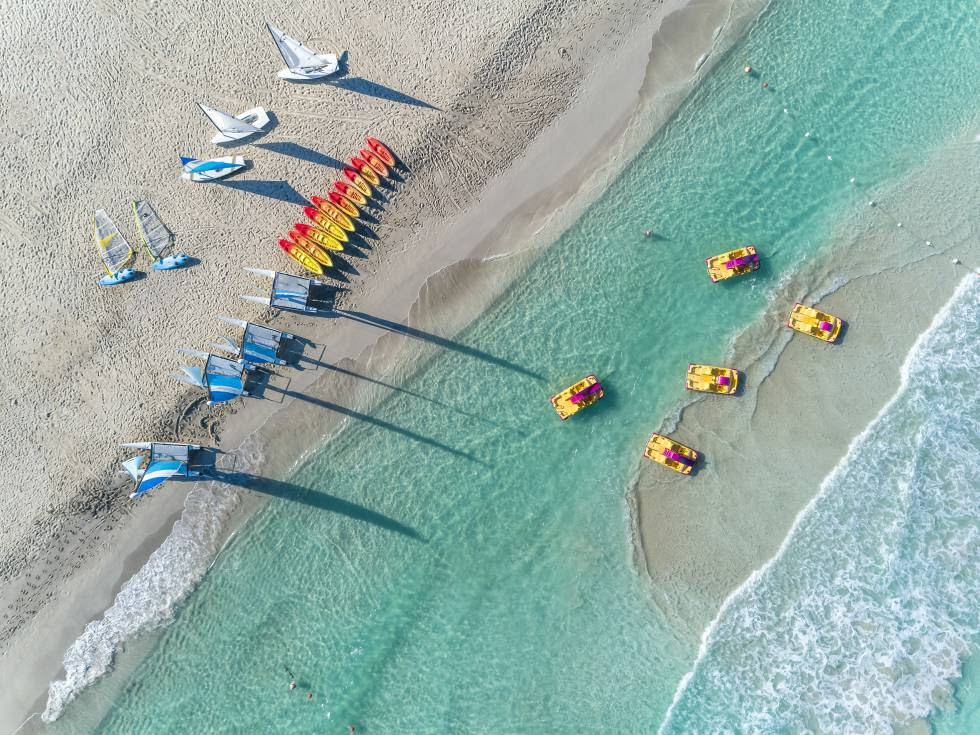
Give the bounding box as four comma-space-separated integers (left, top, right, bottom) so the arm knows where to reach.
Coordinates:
289, 682, 296, 690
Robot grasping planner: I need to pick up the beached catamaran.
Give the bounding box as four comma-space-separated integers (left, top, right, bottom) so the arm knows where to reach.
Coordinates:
121, 442, 209, 499
180, 155, 246, 182
242, 268, 327, 313
93, 210, 137, 286
212, 316, 292, 366
266, 24, 339, 80
132, 200, 190, 270
197, 102, 270, 144
174, 348, 254, 406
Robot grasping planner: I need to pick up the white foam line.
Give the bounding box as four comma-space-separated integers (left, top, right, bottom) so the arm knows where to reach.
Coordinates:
657, 273, 977, 734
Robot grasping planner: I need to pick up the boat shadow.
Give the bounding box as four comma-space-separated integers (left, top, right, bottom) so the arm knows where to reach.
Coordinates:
211, 470, 425, 541
326, 73, 440, 111
254, 381, 488, 466
335, 309, 545, 381
254, 139, 344, 169
215, 179, 308, 206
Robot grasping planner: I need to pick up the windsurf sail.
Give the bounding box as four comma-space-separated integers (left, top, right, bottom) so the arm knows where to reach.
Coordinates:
132, 200, 173, 261
266, 23, 337, 73
93, 209, 134, 275
197, 103, 262, 136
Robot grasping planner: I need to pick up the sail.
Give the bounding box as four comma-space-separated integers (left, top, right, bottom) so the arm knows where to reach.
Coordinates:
267, 24, 327, 70
92, 209, 133, 275
197, 103, 262, 135
131, 459, 186, 498
132, 200, 173, 260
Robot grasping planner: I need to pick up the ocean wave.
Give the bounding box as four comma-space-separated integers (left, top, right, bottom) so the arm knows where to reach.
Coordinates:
40, 437, 265, 723
660, 275, 980, 734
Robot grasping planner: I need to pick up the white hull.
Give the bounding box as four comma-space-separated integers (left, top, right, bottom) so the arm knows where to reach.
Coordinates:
277, 54, 339, 81
181, 155, 246, 182
210, 107, 270, 144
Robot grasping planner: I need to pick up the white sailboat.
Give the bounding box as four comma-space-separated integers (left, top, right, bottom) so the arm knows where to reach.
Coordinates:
132, 200, 190, 270
266, 23, 338, 80
93, 209, 137, 286
197, 102, 270, 144
180, 155, 246, 182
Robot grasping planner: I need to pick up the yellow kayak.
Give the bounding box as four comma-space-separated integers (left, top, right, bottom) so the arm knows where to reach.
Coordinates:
310, 196, 356, 231
278, 239, 323, 276
294, 223, 344, 252
686, 364, 739, 395
550, 375, 604, 421
289, 230, 333, 267
302, 206, 349, 242
787, 303, 843, 343
643, 433, 698, 475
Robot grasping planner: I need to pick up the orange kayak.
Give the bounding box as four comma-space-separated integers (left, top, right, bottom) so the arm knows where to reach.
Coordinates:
328, 191, 360, 218
278, 239, 323, 276
302, 206, 350, 242
310, 196, 356, 231
350, 157, 381, 187
358, 148, 389, 178
294, 223, 344, 252
334, 181, 367, 206
288, 230, 334, 267
342, 167, 372, 198
366, 137, 396, 167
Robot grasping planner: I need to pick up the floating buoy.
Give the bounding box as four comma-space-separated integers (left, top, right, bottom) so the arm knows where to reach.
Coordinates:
762, 82, 769, 89
804, 131, 811, 138
827, 155, 833, 160
849, 177, 856, 183
952, 258, 961, 265
897, 222, 903, 228
783, 108, 789, 114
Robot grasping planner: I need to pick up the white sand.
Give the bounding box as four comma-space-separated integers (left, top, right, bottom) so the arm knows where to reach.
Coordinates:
0, 0, 759, 728
634, 130, 980, 634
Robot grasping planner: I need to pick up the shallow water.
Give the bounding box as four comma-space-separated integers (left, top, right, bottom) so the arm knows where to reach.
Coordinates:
49, 0, 980, 730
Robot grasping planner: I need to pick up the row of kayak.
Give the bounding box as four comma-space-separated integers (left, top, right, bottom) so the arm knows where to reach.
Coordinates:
549, 297, 845, 475
277, 137, 398, 275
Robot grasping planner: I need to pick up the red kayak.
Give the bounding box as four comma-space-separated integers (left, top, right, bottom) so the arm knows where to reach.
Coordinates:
328, 190, 360, 218
342, 167, 373, 198
350, 157, 381, 187
358, 148, 389, 178
334, 181, 367, 206
366, 137, 396, 167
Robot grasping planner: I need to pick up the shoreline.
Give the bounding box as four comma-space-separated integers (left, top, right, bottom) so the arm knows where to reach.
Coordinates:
0, 0, 764, 729
634, 125, 980, 637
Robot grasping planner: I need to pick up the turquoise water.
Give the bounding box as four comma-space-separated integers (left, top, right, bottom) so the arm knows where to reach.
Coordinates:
56, 0, 980, 731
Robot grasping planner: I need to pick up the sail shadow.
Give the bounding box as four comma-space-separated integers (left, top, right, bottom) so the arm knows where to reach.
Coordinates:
254, 141, 343, 168
214, 471, 424, 541
327, 77, 440, 110
335, 310, 544, 381
215, 179, 308, 206
267, 385, 486, 465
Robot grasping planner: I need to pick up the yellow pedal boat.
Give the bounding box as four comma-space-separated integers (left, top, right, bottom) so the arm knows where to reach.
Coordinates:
787, 303, 842, 343
550, 375, 604, 421
643, 433, 698, 475
686, 364, 739, 395
705, 245, 760, 283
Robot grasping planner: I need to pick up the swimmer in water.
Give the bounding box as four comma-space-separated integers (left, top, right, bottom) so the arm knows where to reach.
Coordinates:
644, 229, 652, 238
289, 682, 296, 690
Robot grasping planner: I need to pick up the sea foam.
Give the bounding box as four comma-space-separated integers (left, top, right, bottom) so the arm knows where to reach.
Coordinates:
660, 275, 980, 734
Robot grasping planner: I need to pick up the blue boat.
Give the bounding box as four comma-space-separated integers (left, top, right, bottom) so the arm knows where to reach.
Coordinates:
212, 316, 293, 366
174, 348, 254, 406
179, 155, 246, 182
120, 442, 210, 499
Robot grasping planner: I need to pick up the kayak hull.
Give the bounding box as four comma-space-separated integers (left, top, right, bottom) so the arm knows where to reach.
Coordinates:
358, 148, 389, 177
366, 137, 396, 167
343, 167, 373, 198
310, 196, 356, 231
351, 157, 381, 187
278, 239, 323, 275
294, 223, 344, 251
328, 191, 360, 218
334, 181, 367, 206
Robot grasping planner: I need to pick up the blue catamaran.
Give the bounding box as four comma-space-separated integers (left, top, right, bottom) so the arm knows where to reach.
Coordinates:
174, 349, 254, 405
241, 268, 326, 313
212, 316, 293, 366
121, 442, 209, 499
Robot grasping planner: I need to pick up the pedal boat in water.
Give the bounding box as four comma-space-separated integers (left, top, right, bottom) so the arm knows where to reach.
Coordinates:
643, 433, 698, 475
686, 364, 739, 395
787, 303, 842, 343
705, 245, 760, 283
550, 375, 604, 421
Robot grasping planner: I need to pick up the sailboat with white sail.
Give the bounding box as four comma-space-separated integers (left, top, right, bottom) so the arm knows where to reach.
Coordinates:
197, 102, 270, 144
132, 200, 190, 270
267, 23, 339, 80
180, 154, 246, 182
93, 209, 137, 286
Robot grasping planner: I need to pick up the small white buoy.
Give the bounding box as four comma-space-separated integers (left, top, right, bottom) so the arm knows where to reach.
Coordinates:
827, 155, 833, 160
869, 200, 876, 206
783, 108, 789, 114
849, 177, 855, 183
897, 222, 903, 228
926, 241, 932, 246
804, 131, 811, 138
951, 258, 961, 265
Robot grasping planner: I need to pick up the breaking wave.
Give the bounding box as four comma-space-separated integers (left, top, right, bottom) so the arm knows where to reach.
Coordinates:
660, 275, 980, 734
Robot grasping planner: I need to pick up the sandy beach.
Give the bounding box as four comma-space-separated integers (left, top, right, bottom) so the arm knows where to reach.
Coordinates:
0, 0, 761, 728
634, 129, 980, 635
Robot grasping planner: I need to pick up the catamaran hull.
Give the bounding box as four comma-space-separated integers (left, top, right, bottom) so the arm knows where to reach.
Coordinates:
181, 156, 246, 182
153, 253, 191, 270
210, 107, 270, 144
277, 56, 339, 81
99, 268, 137, 286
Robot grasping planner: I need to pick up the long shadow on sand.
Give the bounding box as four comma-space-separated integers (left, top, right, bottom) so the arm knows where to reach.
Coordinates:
214, 471, 424, 541
261, 384, 487, 466
255, 141, 344, 168
327, 77, 440, 110
335, 310, 544, 381
215, 179, 308, 206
